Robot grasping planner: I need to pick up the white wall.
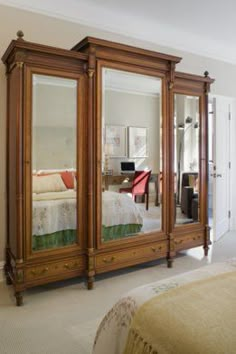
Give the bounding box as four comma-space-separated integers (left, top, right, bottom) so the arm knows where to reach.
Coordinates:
105, 90, 160, 174
0, 4, 236, 262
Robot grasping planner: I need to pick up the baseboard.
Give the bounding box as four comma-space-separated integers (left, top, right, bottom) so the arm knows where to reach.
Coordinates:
0, 261, 4, 282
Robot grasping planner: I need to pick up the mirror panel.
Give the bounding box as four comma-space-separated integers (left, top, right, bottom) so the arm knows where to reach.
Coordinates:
32, 74, 77, 251
101, 68, 162, 243
174, 94, 200, 225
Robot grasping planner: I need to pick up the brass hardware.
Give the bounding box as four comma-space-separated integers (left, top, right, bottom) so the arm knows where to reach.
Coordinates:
175, 239, 183, 245
103, 256, 115, 264
151, 246, 163, 252
16, 30, 24, 40
88, 69, 94, 78
16, 62, 24, 69
88, 256, 94, 271
15, 269, 24, 283
64, 262, 78, 270
30, 267, 48, 277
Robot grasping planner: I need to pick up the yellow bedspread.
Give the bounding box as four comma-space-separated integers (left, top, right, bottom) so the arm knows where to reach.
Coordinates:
123, 271, 236, 354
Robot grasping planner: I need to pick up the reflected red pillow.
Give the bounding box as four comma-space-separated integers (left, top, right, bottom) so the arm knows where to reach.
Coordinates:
60, 171, 74, 189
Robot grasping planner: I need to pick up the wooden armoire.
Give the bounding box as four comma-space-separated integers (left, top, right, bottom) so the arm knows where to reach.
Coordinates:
2, 31, 214, 305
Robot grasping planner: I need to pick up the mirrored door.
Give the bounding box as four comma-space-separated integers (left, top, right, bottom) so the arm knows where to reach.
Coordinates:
174, 94, 200, 225
101, 68, 163, 243
32, 74, 78, 251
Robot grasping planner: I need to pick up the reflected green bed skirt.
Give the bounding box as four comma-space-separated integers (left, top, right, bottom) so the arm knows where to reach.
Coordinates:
102, 224, 143, 242
32, 229, 77, 251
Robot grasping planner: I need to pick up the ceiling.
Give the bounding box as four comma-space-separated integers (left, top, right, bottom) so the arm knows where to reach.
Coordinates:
1, 0, 236, 64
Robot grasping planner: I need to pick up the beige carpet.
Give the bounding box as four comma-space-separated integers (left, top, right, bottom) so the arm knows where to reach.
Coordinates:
137, 202, 191, 233
0, 231, 236, 354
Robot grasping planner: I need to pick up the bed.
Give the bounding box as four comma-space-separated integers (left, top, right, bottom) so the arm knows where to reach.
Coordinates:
32, 187, 143, 250
102, 191, 143, 242
33, 190, 77, 250
93, 259, 236, 354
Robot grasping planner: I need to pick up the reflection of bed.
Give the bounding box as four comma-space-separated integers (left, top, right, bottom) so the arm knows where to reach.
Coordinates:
93, 259, 236, 354
102, 191, 143, 242
33, 190, 143, 250
33, 190, 77, 250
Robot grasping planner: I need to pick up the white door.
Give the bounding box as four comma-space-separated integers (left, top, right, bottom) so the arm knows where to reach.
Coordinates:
211, 96, 231, 241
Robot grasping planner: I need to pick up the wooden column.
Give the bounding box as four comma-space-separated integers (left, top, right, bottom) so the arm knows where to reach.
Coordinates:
87, 48, 96, 289
167, 61, 176, 268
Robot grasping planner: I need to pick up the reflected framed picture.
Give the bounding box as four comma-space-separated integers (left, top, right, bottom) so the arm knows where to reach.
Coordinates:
128, 126, 148, 158
105, 125, 126, 157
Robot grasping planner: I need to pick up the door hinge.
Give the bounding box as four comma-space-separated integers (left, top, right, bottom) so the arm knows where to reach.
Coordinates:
229, 161, 231, 169
228, 210, 231, 218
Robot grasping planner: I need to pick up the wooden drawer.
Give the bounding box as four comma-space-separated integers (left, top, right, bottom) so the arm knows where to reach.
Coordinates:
174, 232, 204, 251
96, 241, 167, 270
25, 257, 84, 282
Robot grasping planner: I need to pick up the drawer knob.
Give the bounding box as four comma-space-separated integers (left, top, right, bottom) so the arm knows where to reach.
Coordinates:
30, 267, 48, 277
64, 263, 78, 270
103, 256, 115, 264
151, 246, 163, 252
175, 239, 183, 245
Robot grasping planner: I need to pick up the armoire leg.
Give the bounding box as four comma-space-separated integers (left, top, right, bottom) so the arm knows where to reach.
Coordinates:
87, 276, 94, 290
204, 245, 209, 257
5, 248, 12, 285
167, 255, 174, 268
15, 292, 23, 306
5, 271, 12, 285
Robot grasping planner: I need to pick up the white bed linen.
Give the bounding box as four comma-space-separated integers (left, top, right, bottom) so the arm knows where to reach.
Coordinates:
33, 190, 76, 236
33, 190, 143, 236
92, 259, 236, 354
102, 191, 143, 227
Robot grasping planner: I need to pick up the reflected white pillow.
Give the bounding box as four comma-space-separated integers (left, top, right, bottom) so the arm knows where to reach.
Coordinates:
33, 174, 67, 194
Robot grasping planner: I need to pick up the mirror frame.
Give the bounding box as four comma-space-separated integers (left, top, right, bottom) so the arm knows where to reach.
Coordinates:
173, 93, 200, 226
24, 66, 86, 260
170, 72, 209, 234
96, 60, 168, 250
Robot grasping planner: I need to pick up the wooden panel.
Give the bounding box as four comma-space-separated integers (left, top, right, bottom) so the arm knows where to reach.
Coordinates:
8, 66, 22, 258
95, 241, 167, 272
174, 231, 204, 251
25, 256, 85, 282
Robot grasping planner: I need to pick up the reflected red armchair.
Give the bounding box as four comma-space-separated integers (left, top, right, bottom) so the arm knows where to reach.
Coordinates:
119, 170, 152, 210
